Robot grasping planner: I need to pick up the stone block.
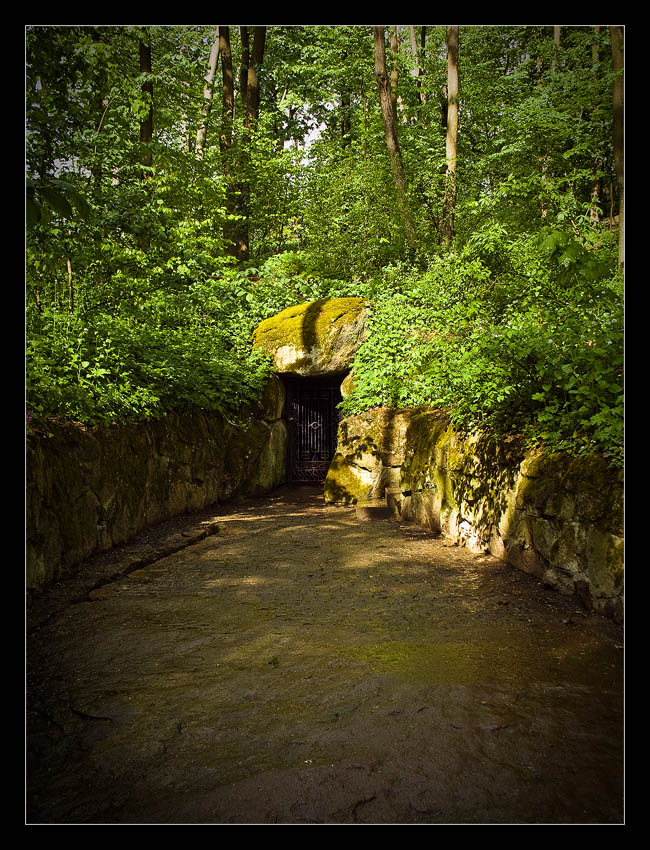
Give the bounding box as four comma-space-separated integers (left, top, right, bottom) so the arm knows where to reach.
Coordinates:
252, 297, 368, 376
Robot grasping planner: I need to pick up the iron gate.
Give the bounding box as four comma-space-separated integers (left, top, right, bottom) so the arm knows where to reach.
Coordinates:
285, 379, 341, 483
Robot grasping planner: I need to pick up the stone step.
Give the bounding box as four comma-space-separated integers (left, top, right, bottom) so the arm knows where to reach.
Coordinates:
385, 486, 403, 516
355, 497, 396, 521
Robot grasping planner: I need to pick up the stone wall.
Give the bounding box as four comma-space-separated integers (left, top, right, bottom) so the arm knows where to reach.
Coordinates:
324, 406, 624, 621
26, 376, 287, 596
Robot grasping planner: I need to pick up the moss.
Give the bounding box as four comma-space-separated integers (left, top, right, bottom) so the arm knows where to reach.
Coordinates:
221, 419, 273, 498
245, 419, 288, 495
342, 640, 496, 685
252, 297, 367, 375
324, 452, 374, 504
400, 410, 450, 491
434, 466, 457, 514
254, 296, 364, 345
585, 527, 624, 595
340, 371, 358, 398
565, 455, 623, 527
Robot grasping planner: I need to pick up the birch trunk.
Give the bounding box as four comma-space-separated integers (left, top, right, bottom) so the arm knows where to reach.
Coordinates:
442, 26, 458, 248
409, 25, 427, 108
195, 28, 220, 159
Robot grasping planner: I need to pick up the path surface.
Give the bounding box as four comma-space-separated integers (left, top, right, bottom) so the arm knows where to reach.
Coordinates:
27, 486, 624, 825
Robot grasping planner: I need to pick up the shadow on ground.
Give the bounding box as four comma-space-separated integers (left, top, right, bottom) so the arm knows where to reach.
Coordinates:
27, 486, 623, 825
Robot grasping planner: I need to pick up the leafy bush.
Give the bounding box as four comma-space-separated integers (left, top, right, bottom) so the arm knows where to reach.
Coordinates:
342, 229, 623, 466
26, 281, 275, 428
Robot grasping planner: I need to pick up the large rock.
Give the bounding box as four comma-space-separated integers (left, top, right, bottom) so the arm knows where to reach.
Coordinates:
252, 297, 368, 376
324, 407, 419, 505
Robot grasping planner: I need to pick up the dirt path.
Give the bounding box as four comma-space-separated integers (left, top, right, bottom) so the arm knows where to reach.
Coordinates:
27, 486, 624, 825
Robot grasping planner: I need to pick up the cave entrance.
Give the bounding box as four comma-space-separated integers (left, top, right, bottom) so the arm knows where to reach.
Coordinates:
284, 376, 343, 484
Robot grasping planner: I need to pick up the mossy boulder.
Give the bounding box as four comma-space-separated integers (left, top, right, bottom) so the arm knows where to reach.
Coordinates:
323, 452, 376, 505
252, 297, 368, 376
324, 407, 420, 505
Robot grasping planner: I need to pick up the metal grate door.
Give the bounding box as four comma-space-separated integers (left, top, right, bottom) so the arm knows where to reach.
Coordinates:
286, 379, 341, 483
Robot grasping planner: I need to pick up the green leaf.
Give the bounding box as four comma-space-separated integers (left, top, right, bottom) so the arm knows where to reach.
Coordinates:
67, 190, 91, 220
40, 187, 74, 218
26, 196, 42, 227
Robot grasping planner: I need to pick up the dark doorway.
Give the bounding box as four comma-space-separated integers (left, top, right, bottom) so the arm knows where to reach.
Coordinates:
284, 376, 343, 484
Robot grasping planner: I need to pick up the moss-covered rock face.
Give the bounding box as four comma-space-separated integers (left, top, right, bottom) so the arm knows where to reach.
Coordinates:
323, 453, 376, 505
324, 407, 420, 505
252, 297, 368, 376
26, 404, 288, 597
509, 449, 624, 619
324, 403, 623, 620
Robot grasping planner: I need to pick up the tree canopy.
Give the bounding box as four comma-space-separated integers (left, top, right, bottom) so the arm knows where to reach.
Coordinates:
26, 25, 624, 467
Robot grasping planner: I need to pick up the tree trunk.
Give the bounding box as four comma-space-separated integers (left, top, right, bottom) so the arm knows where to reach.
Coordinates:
90, 28, 106, 189
340, 51, 352, 146
341, 91, 352, 145
138, 33, 153, 250
195, 28, 220, 159
178, 44, 192, 153
592, 24, 601, 69
373, 26, 417, 251
589, 27, 602, 222
66, 256, 74, 311
389, 26, 399, 120
139, 36, 153, 177
442, 25, 458, 249
610, 25, 624, 269
551, 26, 561, 74
218, 27, 242, 259
409, 26, 427, 109
222, 26, 266, 262
219, 27, 245, 261
240, 27, 250, 109
538, 27, 561, 219
245, 26, 266, 130
219, 26, 234, 153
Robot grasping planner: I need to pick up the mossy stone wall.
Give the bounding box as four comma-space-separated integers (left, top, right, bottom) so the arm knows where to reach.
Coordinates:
324, 406, 623, 620
27, 377, 287, 597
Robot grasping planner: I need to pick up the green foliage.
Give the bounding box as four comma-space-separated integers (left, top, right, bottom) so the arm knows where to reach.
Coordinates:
26, 280, 274, 427
25, 25, 623, 469
342, 229, 623, 466
26, 177, 92, 227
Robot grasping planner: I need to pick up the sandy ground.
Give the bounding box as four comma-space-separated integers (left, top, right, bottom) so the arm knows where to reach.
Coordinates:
26, 486, 624, 825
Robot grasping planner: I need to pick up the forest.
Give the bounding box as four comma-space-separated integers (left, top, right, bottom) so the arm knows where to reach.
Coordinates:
25, 25, 624, 468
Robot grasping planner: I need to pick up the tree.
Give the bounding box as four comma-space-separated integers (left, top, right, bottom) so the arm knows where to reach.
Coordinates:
217, 25, 268, 261
441, 25, 458, 248
610, 25, 624, 269
25, 25, 623, 465
139, 31, 153, 178
244, 26, 266, 130
219, 26, 235, 153
408, 25, 427, 109
195, 28, 220, 159
373, 26, 417, 251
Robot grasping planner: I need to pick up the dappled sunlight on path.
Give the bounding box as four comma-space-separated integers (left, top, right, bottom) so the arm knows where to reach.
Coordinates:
27, 486, 623, 825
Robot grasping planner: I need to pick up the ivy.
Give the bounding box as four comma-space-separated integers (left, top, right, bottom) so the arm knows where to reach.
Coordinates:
342, 238, 622, 466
